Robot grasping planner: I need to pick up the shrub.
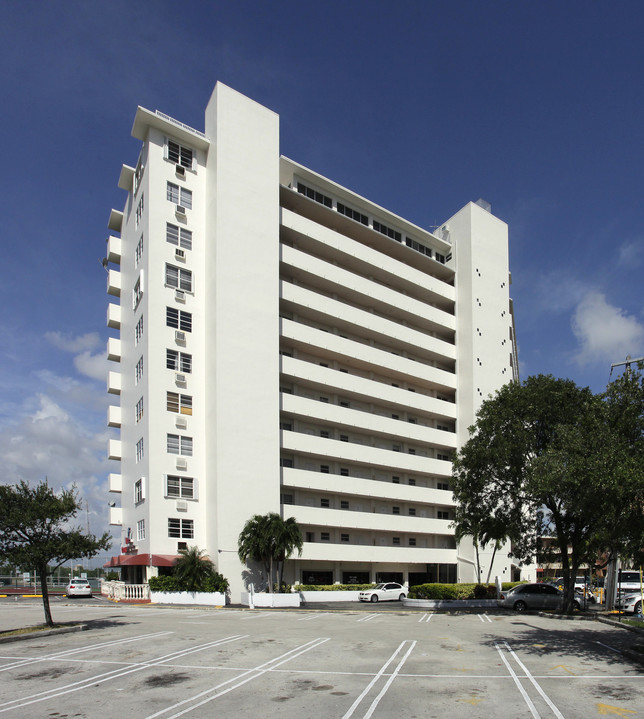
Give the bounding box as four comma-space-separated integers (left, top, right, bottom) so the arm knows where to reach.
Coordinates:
203, 572, 229, 593
104, 571, 119, 581
473, 583, 490, 599
297, 584, 376, 592
148, 573, 229, 594
148, 575, 183, 592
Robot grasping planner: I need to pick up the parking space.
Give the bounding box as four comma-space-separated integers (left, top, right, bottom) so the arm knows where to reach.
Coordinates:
0, 603, 643, 717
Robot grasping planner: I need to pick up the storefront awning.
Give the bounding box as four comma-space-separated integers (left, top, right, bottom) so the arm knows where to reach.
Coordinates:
103, 553, 178, 568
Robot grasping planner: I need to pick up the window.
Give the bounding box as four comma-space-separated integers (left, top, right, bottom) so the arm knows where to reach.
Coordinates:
297, 182, 332, 208
438, 510, 449, 520
135, 194, 144, 227
167, 140, 193, 169
321, 532, 330, 542
167, 434, 193, 456
165, 264, 193, 292
136, 519, 145, 541
135, 235, 144, 266
136, 437, 144, 463
408, 418, 417, 424
306, 532, 314, 543
280, 458, 294, 468
166, 223, 192, 250
341, 534, 349, 543
437, 453, 451, 461
392, 506, 400, 515
166, 307, 192, 332
168, 518, 194, 538
135, 315, 144, 344
340, 468, 349, 476
339, 401, 350, 408
133, 275, 143, 310
320, 465, 329, 474
408, 448, 416, 455
319, 396, 329, 403
320, 498, 330, 508
134, 156, 144, 194
393, 537, 400, 545
408, 478, 416, 486
167, 349, 192, 372
280, 422, 292, 431
167, 391, 192, 415
392, 444, 401, 452
435, 252, 446, 264
392, 476, 400, 484
167, 182, 192, 209
320, 430, 330, 438
437, 424, 450, 431
405, 237, 432, 257
135, 356, 144, 384
437, 482, 450, 491
408, 538, 417, 546
134, 478, 144, 504
340, 434, 349, 442
341, 500, 349, 510
373, 220, 401, 242
281, 493, 294, 505
408, 508, 416, 516
135, 397, 144, 423
337, 202, 368, 225
166, 475, 195, 499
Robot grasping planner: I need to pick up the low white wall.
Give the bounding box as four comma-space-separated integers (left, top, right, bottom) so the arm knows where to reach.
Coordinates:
299, 591, 362, 603
150, 591, 226, 606
240, 592, 301, 608
404, 598, 497, 608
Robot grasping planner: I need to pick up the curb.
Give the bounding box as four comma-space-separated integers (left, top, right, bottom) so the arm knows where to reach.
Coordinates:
0, 624, 87, 644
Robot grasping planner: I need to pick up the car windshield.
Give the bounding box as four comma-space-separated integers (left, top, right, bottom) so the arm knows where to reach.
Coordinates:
374, 584, 387, 590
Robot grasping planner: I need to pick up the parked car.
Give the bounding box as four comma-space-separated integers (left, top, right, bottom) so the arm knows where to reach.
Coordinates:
66, 578, 92, 597
614, 591, 643, 615
616, 571, 643, 594
358, 583, 406, 602
498, 583, 580, 612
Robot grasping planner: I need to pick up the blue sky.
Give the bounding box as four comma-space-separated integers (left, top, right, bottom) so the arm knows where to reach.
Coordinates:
1, 1, 643, 551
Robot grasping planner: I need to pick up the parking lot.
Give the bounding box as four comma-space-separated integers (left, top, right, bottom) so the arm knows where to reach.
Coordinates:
1, 599, 643, 718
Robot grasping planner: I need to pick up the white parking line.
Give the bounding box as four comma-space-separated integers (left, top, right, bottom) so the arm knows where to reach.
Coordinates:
240, 612, 273, 620
595, 640, 622, 655
145, 636, 330, 719
341, 640, 416, 719
297, 614, 322, 621
418, 613, 432, 623
0, 634, 246, 714
477, 613, 493, 623
356, 614, 379, 623
496, 641, 566, 719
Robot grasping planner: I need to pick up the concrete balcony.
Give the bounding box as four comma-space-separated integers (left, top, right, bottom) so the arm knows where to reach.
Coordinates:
107, 371, 121, 395
108, 209, 123, 233
107, 303, 121, 329
109, 506, 123, 526
118, 164, 135, 192
281, 431, 452, 478
107, 235, 122, 264
281, 320, 457, 398
107, 405, 122, 428
298, 541, 457, 565
107, 439, 122, 460
281, 385, 458, 448
107, 337, 121, 362
107, 269, 121, 297
108, 473, 122, 493
282, 468, 456, 506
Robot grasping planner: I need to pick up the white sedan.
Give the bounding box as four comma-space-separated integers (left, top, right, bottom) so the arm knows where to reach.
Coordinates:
358, 582, 406, 602
65, 579, 93, 597
615, 592, 643, 615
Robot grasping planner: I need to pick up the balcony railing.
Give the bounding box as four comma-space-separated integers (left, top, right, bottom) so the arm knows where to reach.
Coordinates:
101, 580, 150, 601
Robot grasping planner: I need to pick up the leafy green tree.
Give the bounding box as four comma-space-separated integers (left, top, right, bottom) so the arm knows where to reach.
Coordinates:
238, 513, 303, 592
0, 480, 111, 626
174, 546, 215, 592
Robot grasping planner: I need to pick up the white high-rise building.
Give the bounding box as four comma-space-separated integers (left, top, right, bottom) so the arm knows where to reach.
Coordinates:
104, 83, 519, 596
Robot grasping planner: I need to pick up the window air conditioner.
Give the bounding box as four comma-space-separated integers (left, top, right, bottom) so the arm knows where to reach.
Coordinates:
176, 500, 188, 511
175, 289, 185, 301
175, 330, 186, 342
175, 416, 187, 429
175, 164, 186, 177
175, 373, 187, 384
175, 248, 185, 260
176, 458, 188, 470
176, 205, 186, 215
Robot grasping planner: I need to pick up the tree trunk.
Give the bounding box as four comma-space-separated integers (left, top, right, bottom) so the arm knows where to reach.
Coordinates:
485, 542, 498, 584
39, 565, 53, 627
474, 540, 481, 583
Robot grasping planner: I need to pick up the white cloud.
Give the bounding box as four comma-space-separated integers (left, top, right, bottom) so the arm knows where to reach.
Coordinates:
45, 331, 101, 353
616, 239, 644, 269
74, 350, 108, 381
572, 292, 644, 366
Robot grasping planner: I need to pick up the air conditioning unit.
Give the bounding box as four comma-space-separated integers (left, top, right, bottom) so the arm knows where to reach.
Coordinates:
175, 248, 185, 260
175, 330, 186, 342
175, 289, 185, 301
176, 500, 188, 511
176, 457, 188, 470
175, 373, 187, 384
176, 205, 186, 215
175, 416, 187, 429
175, 164, 186, 177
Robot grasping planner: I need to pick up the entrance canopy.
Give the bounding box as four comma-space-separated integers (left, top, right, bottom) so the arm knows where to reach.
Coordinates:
103, 553, 178, 568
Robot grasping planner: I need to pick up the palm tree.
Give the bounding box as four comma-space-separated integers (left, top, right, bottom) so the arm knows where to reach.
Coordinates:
238, 514, 274, 591
174, 546, 214, 591
273, 515, 303, 591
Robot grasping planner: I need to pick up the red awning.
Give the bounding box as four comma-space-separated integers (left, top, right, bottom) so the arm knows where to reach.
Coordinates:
103, 553, 178, 568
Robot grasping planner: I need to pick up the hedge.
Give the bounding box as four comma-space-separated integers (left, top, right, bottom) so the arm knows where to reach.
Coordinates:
297, 584, 376, 592
148, 573, 229, 593
407, 582, 522, 600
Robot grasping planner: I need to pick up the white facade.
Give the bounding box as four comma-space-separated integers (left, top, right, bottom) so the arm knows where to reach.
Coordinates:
105, 82, 519, 596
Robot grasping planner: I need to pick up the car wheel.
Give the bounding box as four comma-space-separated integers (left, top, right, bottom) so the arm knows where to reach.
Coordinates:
635, 601, 642, 615
370, 594, 378, 602
573, 600, 580, 610
513, 600, 527, 612
399, 594, 406, 601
